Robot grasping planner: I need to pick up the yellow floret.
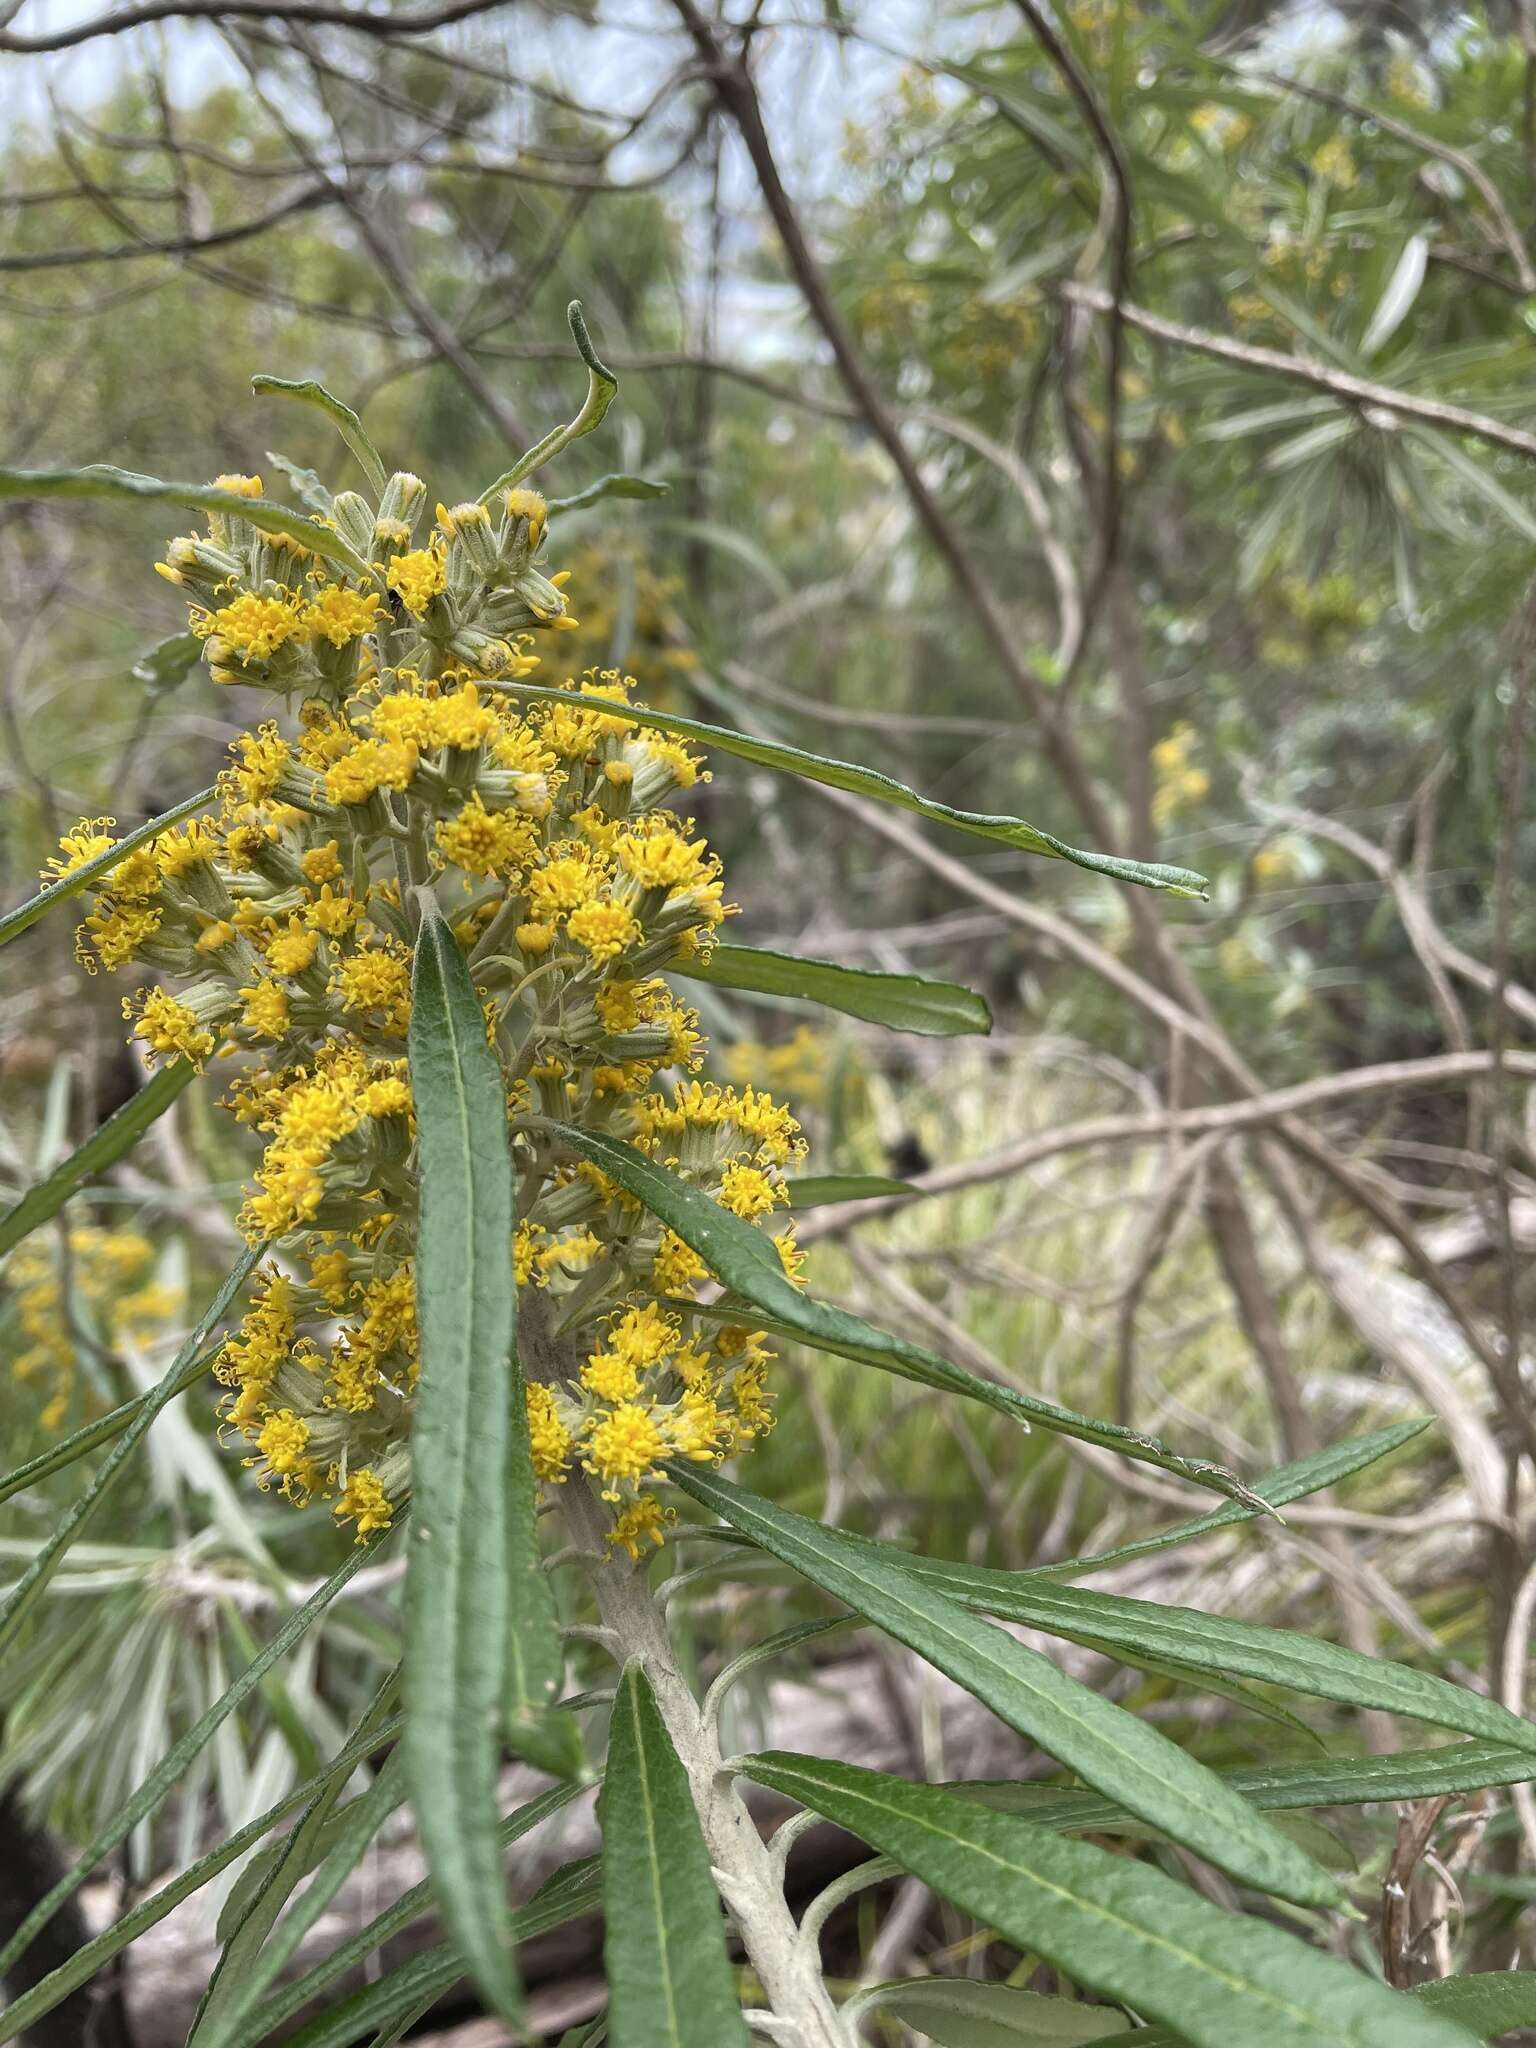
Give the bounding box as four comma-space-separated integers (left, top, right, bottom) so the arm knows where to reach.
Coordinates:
385, 545, 446, 618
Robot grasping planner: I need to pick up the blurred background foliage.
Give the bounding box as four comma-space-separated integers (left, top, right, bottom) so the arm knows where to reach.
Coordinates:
3, 0, 1536, 2032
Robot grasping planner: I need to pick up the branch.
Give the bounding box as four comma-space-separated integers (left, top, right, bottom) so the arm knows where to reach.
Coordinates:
794, 1047, 1536, 1245
0, 0, 512, 54
0, 183, 330, 270
1064, 283, 1536, 462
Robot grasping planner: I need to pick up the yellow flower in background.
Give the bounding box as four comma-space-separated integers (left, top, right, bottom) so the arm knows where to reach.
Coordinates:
1151, 723, 1210, 830
1311, 135, 1358, 189
6, 1228, 185, 1431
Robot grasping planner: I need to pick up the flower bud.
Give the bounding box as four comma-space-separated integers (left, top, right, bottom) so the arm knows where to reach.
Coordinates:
329, 492, 379, 559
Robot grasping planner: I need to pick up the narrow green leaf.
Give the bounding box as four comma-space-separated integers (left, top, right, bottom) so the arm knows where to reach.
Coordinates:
846, 1545, 1536, 1755
601, 1664, 748, 2048
0, 1713, 406, 2048
405, 899, 523, 2026
667, 1466, 1340, 1909
0, 1533, 388, 1984
198, 1754, 408, 2048
0, 1245, 260, 1656
250, 375, 389, 494
1359, 233, 1428, 358
784, 1175, 919, 1209
1410, 1975, 1536, 2038
264, 450, 334, 514
1037, 1421, 1431, 1582
130, 629, 202, 693
272, 1859, 603, 2048
547, 472, 671, 515
856, 1978, 1130, 2044
508, 686, 1207, 897
227, 1784, 582, 2048
194, 1670, 400, 2047
505, 1331, 563, 1749
539, 1124, 1263, 1510
0, 466, 369, 576
481, 300, 619, 500
0, 785, 216, 953
670, 943, 992, 1036
0, 1061, 197, 1258
1072, 1996, 1534, 2048
739, 1757, 1479, 2048
947, 1737, 1536, 1832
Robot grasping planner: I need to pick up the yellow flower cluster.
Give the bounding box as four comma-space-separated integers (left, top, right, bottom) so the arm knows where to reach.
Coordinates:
7, 1228, 183, 1430
1150, 722, 1210, 830
57, 471, 805, 1550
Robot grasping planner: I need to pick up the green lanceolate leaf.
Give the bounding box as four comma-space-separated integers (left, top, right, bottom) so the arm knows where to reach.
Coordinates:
945, 1735, 1536, 1836
250, 375, 389, 494
0, 1533, 388, 1985
0, 466, 370, 576
547, 472, 671, 515
845, 1545, 1536, 1755
273, 1857, 603, 2048
130, 629, 203, 692
0, 1060, 197, 1258
666, 1466, 1339, 1909
193, 1672, 401, 2048
739, 1757, 1479, 2048
854, 1978, 1130, 2043
669, 943, 992, 1036
601, 1664, 748, 2048
405, 899, 524, 2026
0, 1712, 407, 2048
1073, 1980, 1535, 2048
1037, 1421, 1430, 1582
0, 1244, 261, 1656
481, 300, 619, 500
264, 450, 335, 515
229, 1784, 582, 2048
504, 1336, 563, 1753
538, 1124, 1262, 1508
197, 1753, 409, 2048
784, 1175, 919, 1209
0, 784, 216, 953
506, 684, 1207, 896
1410, 1975, 1536, 2039
1078, 1977, 1536, 2048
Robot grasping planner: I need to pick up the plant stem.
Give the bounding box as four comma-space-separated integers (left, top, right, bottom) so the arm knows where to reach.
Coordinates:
555, 1468, 849, 2046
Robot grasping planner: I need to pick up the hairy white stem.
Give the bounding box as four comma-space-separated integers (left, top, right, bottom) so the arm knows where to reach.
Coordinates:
557, 1470, 849, 2047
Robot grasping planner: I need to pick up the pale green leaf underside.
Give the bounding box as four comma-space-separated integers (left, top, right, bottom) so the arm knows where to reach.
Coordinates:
858, 1977, 1131, 2044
